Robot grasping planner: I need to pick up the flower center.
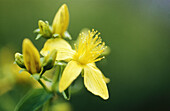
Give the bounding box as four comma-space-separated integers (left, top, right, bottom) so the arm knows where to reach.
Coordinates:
73, 29, 106, 65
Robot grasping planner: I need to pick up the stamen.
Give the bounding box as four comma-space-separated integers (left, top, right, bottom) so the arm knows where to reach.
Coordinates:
74, 29, 106, 65
93, 56, 105, 63
74, 44, 77, 52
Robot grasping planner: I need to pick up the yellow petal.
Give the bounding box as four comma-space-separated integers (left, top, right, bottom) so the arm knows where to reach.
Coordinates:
88, 63, 110, 83
52, 4, 69, 36
56, 48, 75, 61
40, 38, 74, 61
84, 64, 109, 100
102, 75, 110, 83
23, 38, 41, 74
59, 61, 82, 92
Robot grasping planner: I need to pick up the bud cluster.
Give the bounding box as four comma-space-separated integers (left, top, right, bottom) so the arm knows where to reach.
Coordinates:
14, 3, 110, 102
15, 39, 57, 75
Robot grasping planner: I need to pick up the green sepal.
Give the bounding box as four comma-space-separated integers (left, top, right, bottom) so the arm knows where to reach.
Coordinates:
42, 49, 57, 71
57, 66, 71, 100
63, 31, 72, 40
81, 69, 84, 77
43, 58, 53, 70
42, 76, 52, 82
53, 33, 60, 38
62, 87, 71, 100
31, 73, 40, 80
40, 57, 44, 65
34, 28, 40, 33
55, 61, 67, 66
35, 34, 42, 40
14, 89, 52, 111
19, 68, 27, 73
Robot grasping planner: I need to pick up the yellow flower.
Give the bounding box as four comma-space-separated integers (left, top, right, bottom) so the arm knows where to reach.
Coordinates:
35, 4, 70, 39
76, 28, 111, 57
0, 46, 42, 95
52, 4, 69, 36
54, 29, 109, 100
23, 38, 41, 74
40, 4, 72, 59
41, 30, 109, 99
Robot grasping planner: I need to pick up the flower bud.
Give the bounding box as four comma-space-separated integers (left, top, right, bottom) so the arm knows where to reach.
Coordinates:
101, 46, 111, 56
43, 49, 57, 70
52, 4, 69, 36
38, 20, 52, 37
14, 52, 25, 68
23, 38, 41, 74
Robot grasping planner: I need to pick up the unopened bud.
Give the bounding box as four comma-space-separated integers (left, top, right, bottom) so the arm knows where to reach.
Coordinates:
23, 38, 41, 74
101, 46, 111, 56
15, 52, 25, 68
52, 4, 69, 36
38, 20, 52, 37
43, 49, 57, 70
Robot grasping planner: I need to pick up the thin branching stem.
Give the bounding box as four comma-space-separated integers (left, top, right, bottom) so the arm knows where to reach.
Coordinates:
38, 79, 50, 93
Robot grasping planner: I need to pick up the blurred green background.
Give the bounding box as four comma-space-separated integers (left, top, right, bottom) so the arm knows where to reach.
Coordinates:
0, 0, 170, 111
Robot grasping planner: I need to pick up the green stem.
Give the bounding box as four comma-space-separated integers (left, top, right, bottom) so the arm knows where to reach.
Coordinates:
51, 65, 60, 92
42, 76, 52, 82
38, 79, 50, 93
40, 68, 46, 78
58, 66, 65, 80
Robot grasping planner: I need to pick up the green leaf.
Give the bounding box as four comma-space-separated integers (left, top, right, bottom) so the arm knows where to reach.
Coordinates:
14, 89, 52, 111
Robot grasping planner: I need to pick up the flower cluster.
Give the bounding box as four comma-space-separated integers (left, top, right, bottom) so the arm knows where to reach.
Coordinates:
14, 4, 110, 100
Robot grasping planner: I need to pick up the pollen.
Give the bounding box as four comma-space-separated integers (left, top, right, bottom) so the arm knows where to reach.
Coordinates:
73, 29, 106, 65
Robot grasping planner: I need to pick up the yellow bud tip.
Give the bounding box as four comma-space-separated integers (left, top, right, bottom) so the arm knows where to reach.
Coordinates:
38, 20, 44, 24
38, 20, 45, 28
38, 20, 52, 37
52, 4, 69, 35
23, 38, 41, 74
23, 38, 32, 46
62, 4, 68, 8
